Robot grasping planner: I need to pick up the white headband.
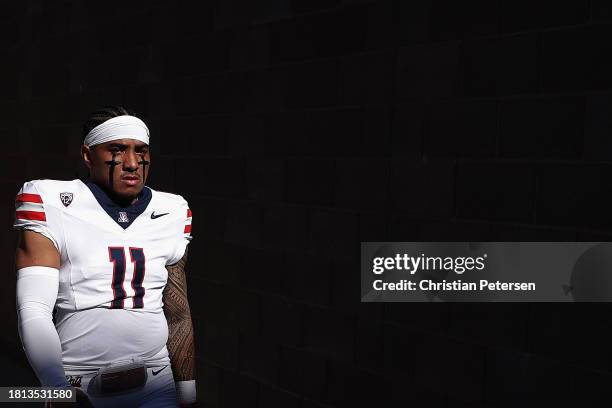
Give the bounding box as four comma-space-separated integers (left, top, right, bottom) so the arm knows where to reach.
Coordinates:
84, 115, 150, 147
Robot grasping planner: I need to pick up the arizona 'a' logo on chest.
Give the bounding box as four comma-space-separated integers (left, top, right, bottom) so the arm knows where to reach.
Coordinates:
118, 211, 129, 223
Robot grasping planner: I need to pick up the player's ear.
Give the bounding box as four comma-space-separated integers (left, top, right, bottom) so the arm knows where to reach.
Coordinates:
81, 145, 93, 169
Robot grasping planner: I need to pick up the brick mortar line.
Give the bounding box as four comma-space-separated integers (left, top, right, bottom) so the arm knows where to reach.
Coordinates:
169, 192, 612, 238
195, 357, 334, 406
9, 92, 611, 127
381, 318, 612, 376
189, 274, 352, 315
5, 10, 612, 64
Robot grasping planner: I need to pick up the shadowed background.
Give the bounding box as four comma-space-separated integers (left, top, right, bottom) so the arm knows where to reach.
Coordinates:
1, 0, 612, 406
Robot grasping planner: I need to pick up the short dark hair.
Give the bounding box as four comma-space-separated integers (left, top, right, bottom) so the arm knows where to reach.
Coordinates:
82, 105, 136, 140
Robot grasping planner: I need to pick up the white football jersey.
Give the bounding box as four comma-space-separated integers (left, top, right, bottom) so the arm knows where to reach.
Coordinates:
13, 179, 192, 369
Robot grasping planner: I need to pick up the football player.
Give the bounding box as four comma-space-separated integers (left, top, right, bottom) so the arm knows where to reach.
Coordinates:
14, 106, 197, 407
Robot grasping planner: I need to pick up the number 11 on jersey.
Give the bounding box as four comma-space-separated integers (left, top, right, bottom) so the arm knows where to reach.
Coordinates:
108, 246, 146, 309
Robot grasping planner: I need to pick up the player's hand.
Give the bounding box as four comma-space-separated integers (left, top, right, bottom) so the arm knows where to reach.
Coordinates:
48, 388, 93, 407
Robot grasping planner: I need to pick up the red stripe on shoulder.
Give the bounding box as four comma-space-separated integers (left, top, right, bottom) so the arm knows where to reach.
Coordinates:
16, 193, 43, 204
16, 210, 46, 221
187, 208, 192, 218
184, 225, 192, 233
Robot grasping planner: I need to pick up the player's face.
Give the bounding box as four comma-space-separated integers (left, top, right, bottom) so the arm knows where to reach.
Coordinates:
82, 139, 150, 203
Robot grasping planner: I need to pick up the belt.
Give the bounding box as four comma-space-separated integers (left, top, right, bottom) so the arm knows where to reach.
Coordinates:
92, 360, 147, 394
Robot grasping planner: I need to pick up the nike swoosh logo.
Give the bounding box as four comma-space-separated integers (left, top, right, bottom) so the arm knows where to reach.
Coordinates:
151, 365, 168, 376
151, 212, 170, 219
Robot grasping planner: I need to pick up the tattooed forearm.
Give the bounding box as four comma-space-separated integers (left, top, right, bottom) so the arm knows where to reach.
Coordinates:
164, 249, 195, 381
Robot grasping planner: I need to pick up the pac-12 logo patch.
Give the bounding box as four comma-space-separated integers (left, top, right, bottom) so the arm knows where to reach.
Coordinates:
60, 192, 73, 207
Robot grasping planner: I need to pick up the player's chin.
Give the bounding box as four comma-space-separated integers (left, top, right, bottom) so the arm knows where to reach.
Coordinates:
115, 180, 144, 197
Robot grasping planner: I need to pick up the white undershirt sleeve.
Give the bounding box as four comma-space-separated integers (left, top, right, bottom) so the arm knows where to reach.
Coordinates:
16, 266, 69, 387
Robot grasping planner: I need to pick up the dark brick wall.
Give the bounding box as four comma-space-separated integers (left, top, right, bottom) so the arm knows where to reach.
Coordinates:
1, 0, 612, 406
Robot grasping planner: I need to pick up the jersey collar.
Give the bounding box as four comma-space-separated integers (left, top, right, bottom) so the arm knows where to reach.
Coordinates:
84, 180, 152, 230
